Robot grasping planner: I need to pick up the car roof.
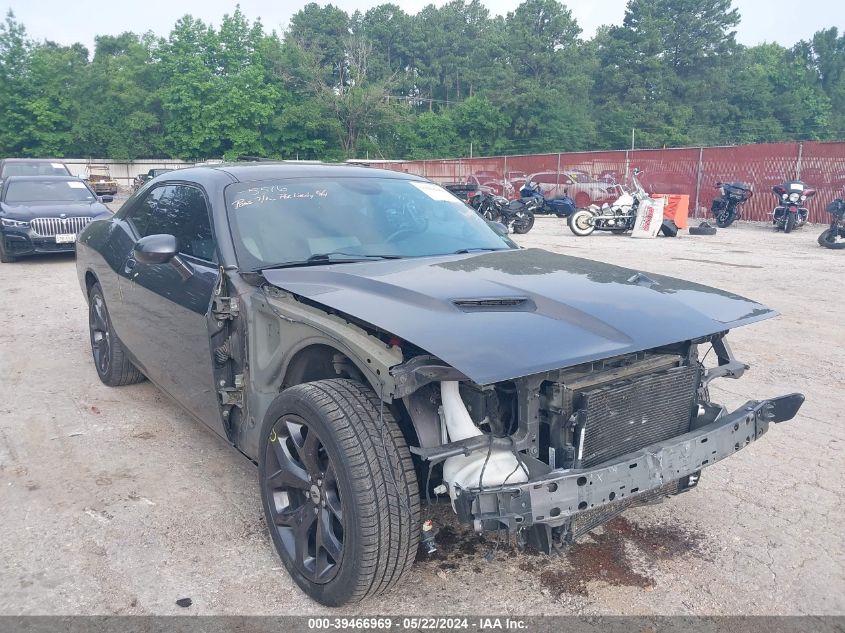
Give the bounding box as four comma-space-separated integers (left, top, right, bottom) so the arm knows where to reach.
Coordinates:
2, 175, 83, 183
172, 162, 427, 184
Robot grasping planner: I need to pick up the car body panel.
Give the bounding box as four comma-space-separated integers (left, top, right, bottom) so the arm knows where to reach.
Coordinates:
0, 176, 111, 257
261, 247, 775, 385
0, 158, 72, 181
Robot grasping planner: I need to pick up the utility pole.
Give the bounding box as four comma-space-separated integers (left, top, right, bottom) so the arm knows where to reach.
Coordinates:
470, 142, 473, 159
631, 128, 635, 151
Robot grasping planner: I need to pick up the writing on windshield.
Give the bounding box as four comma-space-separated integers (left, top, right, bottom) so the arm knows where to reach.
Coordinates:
231, 185, 329, 209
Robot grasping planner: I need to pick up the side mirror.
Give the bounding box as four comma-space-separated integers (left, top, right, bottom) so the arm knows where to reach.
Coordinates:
487, 221, 509, 237
99, 195, 114, 203
133, 234, 179, 265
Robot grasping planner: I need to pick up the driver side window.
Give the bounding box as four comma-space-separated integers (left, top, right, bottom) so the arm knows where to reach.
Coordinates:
126, 184, 216, 262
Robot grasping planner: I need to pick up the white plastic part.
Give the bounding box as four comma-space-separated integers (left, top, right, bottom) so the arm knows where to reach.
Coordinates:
630, 196, 665, 239
439, 382, 528, 506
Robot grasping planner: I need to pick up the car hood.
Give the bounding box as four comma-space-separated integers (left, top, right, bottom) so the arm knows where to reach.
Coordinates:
261, 248, 775, 385
0, 201, 110, 219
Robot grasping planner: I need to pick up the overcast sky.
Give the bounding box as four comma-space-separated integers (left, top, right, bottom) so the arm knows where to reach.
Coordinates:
5, 0, 843, 53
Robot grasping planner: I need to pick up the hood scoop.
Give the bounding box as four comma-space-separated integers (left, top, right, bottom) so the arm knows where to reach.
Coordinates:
451, 296, 535, 312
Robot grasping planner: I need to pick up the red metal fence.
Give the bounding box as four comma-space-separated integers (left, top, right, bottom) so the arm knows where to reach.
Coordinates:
373, 141, 845, 224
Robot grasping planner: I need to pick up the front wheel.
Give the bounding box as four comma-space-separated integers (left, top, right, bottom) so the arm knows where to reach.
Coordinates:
568, 209, 596, 236
818, 227, 845, 249
784, 212, 796, 233
259, 379, 420, 606
88, 282, 146, 386
715, 211, 736, 228
511, 210, 535, 234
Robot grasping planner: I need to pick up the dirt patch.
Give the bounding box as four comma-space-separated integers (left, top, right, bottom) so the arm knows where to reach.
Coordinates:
130, 431, 155, 440
540, 526, 654, 596
539, 516, 707, 596
605, 515, 707, 560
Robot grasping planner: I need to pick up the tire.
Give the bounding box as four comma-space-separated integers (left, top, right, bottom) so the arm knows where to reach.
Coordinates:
511, 210, 535, 234
784, 212, 796, 234
689, 222, 717, 236
88, 283, 146, 386
818, 228, 845, 249
715, 211, 735, 228
0, 238, 16, 263
568, 209, 596, 236
259, 379, 420, 606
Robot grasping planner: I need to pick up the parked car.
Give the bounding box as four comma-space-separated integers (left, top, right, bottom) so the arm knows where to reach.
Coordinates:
0, 158, 72, 182
86, 163, 119, 196
0, 176, 112, 262
132, 168, 173, 193
466, 170, 508, 197
75, 162, 802, 606
524, 170, 620, 207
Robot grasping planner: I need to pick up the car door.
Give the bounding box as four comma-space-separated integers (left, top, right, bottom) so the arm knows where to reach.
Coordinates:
117, 183, 226, 438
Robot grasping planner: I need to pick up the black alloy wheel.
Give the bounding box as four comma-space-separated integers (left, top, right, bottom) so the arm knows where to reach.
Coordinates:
264, 414, 345, 584
87, 283, 145, 386
89, 293, 111, 377
259, 379, 420, 606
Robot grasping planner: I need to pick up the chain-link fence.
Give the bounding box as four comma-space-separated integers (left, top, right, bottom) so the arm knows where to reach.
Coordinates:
373, 141, 845, 224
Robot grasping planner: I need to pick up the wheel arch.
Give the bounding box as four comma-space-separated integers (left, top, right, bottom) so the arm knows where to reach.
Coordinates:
84, 270, 99, 295
281, 341, 370, 391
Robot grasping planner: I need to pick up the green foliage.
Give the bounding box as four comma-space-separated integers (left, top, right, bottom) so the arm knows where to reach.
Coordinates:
0, 2, 841, 160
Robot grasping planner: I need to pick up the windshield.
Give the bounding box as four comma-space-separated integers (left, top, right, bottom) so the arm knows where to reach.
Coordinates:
4, 180, 96, 203
2, 162, 70, 178
225, 177, 514, 270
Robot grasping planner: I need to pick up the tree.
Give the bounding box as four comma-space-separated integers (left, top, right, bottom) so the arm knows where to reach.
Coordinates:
796, 28, 845, 137
0, 11, 32, 155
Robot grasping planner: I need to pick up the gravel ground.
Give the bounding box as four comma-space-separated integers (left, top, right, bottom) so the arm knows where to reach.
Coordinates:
0, 217, 842, 616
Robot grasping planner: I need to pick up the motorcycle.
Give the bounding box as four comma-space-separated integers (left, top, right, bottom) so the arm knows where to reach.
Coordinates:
470, 190, 535, 234
519, 181, 576, 217
711, 181, 753, 228
818, 194, 845, 249
772, 180, 815, 233
568, 168, 650, 237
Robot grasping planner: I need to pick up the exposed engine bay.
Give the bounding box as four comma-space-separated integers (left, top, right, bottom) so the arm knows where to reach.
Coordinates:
391, 335, 803, 551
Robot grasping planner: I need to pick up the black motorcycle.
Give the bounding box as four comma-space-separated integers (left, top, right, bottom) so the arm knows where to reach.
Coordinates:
711, 181, 753, 228
519, 181, 576, 217
818, 194, 845, 249
772, 180, 815, 233
470, 190, 535, 234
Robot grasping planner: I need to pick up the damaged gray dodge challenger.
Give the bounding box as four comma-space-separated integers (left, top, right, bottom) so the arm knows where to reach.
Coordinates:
75, 163, 803, 606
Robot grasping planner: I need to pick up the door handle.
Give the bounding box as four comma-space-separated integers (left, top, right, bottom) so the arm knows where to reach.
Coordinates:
124, 257, 137, 274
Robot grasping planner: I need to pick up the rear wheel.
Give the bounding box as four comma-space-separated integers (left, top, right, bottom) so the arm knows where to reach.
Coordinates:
818, 228, 845, 249
511, 210, 535, 234
784, 212, 796, 233
259, 379, 420, 606
88, 283, 146, 386
568, 209, 596, 236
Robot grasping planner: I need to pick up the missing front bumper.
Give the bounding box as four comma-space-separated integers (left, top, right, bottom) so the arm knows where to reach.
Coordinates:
451, 393, 804, 534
